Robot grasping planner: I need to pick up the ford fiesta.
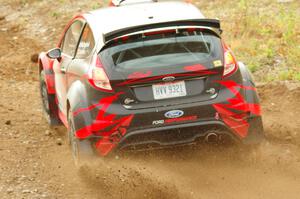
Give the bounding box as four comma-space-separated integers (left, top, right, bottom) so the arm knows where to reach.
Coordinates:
38, 0, 264, 164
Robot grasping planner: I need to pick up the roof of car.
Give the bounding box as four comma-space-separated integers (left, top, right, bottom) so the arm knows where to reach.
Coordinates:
85, 1, 204, 36
82, 1, 206, 51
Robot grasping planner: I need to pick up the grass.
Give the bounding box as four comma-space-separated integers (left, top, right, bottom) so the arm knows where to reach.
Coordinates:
194, 0, 300, 81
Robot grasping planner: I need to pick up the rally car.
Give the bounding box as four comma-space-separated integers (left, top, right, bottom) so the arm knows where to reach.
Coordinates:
38, 0, 264, 164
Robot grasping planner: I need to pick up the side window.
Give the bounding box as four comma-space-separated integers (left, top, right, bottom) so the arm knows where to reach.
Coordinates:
76, 24, 95, 59
61, 20, 84, 57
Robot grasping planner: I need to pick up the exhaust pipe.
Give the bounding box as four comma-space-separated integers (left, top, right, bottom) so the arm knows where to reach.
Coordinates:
205, 132, 219, 144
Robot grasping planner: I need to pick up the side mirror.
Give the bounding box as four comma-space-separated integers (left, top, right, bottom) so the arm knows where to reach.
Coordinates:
46, 48, 62, 60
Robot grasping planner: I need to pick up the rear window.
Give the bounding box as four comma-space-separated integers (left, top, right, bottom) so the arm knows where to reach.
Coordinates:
101, 29, 222, 70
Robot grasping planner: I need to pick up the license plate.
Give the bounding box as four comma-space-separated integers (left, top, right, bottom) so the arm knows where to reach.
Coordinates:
152, 81, 187, 100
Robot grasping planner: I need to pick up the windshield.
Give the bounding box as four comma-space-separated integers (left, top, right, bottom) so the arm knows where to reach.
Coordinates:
101, 29, 222, 70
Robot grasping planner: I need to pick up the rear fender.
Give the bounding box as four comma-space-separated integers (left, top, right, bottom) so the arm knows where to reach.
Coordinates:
67, 81, 93, 134
238, 62, 260, 105
238, 62, 264, 143
213, 62, 264, 141
39, 52, 56, 94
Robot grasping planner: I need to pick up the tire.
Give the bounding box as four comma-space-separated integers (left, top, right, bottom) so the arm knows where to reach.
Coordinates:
67, 109, 95, 167
39, 70, 61, 126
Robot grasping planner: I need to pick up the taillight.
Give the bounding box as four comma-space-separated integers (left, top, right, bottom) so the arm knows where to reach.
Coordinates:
88, 56, 113, 92
223, 44, 238, 77
109, 0, 115, 6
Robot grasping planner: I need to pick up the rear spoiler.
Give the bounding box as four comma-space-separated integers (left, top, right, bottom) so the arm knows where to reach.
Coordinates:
103, 18, 221, 43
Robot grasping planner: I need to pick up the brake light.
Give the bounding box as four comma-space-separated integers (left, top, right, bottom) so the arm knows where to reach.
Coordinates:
223, 44, 238, 77
88, 57, 113, 92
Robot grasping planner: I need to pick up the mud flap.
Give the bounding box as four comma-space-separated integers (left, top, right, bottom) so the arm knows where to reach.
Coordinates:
242, 116, 265, 145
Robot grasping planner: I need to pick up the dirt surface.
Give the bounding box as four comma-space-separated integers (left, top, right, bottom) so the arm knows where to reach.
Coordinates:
1, 1, 300, 199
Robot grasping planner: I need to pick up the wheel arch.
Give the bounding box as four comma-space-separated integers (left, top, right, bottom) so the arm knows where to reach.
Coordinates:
238, 61, 260, 105
38, 52, 56, 94
38, 59, 43, 74
67, 80, 93, 134
238, 61, 255, 86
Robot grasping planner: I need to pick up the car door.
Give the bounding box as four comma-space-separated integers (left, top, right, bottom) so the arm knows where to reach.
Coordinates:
53, 20, 85, 115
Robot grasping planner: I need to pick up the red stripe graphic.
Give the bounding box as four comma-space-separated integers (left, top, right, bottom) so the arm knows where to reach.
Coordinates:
73, 92, 134, 156
213, 80, 261, 138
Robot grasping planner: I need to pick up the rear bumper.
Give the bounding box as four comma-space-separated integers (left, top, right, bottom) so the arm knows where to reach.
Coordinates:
115, 116, 264, 151
85, 115, 264, 156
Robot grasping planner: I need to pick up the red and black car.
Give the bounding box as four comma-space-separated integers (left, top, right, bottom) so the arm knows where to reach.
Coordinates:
38, 0, 264, 164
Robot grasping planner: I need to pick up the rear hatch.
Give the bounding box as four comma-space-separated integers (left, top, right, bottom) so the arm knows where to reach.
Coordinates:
99, 28, 224, 109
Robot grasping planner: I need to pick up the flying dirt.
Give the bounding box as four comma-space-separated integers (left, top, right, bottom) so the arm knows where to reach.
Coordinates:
0, 1, 300, 199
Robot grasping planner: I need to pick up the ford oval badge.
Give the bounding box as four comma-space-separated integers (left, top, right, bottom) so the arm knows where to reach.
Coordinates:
162, 76, 175, 82
165, 110, 184, 119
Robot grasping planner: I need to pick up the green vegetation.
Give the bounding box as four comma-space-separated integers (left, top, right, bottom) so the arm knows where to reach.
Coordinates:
195, 0, 300, 81
51, 11, 60, 18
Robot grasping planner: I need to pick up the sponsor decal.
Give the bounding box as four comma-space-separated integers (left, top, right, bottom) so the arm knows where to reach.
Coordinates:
152, 115, 198, 125
165, 116, 197, 123
213, 60, 223, 67
127, 71, 152, 79
184, 64, 206, 71
165, 110, 184, 119
152, 120, 164, 125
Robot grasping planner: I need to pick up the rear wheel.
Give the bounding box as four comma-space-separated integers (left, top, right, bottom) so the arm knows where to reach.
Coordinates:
67, 109, 95, 167
39, 70, 61, 126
